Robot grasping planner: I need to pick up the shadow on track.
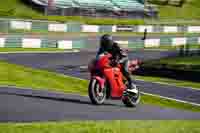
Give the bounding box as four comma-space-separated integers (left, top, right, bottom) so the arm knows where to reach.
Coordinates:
0, 91, 118, 107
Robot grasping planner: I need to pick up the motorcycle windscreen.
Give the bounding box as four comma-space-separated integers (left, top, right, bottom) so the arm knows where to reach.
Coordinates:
103, 68, 126, 98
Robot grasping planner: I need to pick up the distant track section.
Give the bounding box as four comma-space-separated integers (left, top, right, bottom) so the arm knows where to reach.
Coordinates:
31, 0, 46, 6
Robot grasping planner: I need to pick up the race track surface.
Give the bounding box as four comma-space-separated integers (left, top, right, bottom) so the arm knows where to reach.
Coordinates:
0, 86, 200, 122
0, 51, 200, 121
0, 51, 199, 104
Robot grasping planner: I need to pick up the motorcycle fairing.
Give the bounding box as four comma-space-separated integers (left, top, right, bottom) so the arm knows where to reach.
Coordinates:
93, 76, 105, 90
103, 67, 126, 98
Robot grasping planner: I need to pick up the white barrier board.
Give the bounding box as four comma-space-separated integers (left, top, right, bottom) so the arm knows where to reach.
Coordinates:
198, 38, 200, 44
145, 39, 160, 47
58, 40, 73, 49
48, 24, 67, 32
112, 25, 117, 32
0, 38, 5, 47
22, 38, 41, 48
82, 25, 99, 32
164, 26, 178, 33
10, 21, 32, 30
188, 26, 200, 33
172, 38, 186, 46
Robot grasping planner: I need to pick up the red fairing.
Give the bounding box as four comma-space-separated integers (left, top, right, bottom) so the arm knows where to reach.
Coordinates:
103, 67, 126, 98
96, 53, 112, 70
97, 54, 125, 98
94, 76, 105, 90
90, 53, 126, 98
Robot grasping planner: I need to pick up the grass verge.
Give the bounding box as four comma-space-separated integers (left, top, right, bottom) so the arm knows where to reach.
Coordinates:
1, 0, 200, 25
0, 60, 200, 112
0, 120, 200, 133
0, 60, 88, 94
158, 0, 200, 19
0, 0, 144, 25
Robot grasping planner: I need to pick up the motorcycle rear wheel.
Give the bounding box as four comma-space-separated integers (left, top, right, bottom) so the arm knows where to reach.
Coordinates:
88, 79, 107, 105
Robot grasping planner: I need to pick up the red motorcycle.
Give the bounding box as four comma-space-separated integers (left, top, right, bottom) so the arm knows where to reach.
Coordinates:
88, 53, 141, 107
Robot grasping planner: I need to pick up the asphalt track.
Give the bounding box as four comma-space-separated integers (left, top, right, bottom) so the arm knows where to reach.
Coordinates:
0, 51, 200, 121
0, 86, 200, 122
0, 51, 199, 104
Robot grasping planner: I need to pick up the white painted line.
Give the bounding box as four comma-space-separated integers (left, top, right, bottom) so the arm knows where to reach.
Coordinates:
141, 91, 200, 107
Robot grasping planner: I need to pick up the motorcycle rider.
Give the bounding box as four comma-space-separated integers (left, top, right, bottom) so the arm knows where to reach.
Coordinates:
96, 34, 136, 93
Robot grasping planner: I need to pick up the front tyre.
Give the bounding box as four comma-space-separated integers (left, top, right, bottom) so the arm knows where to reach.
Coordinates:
122, 86, 140, 107
88, 79, 106, 105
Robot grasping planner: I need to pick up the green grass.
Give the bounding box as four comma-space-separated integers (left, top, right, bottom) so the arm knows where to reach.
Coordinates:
148, 0, 200, 20
0, 60, 200, 112
0, 0, 144, 25
142, 93, 200, 112
158, 0, 200, 19
0, 0, 40, 18
0, 120, 200, 133
0, 60, 88, 94
0, 0, 200, 25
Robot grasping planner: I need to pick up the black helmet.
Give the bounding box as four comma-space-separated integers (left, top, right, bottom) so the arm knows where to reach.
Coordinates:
100, 34, 114, 51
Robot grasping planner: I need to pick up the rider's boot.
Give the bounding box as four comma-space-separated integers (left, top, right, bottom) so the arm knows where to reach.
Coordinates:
124, 71, 137, 94
127, 82, 138, 94
124, 72, 138, 94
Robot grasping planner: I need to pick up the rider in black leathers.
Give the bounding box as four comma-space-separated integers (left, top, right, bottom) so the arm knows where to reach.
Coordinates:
96, 34, 135, 91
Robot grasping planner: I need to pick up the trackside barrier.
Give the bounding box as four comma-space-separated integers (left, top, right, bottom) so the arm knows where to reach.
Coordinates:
1, 18, 200, 33
0, 36, 199, 49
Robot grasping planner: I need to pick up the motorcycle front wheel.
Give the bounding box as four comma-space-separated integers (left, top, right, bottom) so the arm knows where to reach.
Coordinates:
88, 79, 107, 105
122, 86, 140, 107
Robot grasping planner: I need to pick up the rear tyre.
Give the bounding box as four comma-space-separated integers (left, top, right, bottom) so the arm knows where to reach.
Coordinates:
88, 79, 106, 105
122, 86, 140, 107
